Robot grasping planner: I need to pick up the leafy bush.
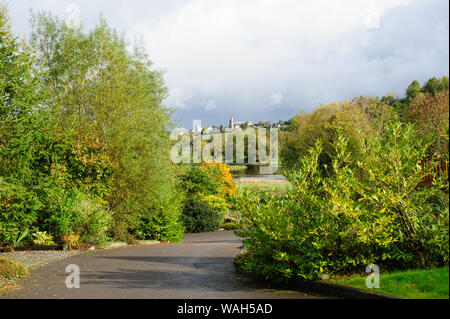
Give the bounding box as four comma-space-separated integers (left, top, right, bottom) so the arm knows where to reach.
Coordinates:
236, 121, 449, 282
61, 234, 80, 250
32, 232, 55, 246
234, 251, 254, 271
222, 220, 243, 230
47, 189, 111, 246
180, 165, 222, 196
203, 162, 237, 198
182, 194, 227, 233
131, 188, 185, 242
179, 163, 235, 233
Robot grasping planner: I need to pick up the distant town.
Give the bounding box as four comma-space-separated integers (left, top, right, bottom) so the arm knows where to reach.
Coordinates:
191, 116, 291, 133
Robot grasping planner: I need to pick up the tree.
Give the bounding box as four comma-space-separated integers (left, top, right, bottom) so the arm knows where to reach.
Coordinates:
405, 89, 449, 157
280, 97, 394, 169
423, 77, 449, 95
280, 104, 340, 168
1, 5, 55, 244
30, 12, 184, 241
406, 80, 422, 100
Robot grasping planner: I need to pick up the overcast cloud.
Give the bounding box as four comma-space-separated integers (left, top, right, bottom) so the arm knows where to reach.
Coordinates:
7, 0, 449, 128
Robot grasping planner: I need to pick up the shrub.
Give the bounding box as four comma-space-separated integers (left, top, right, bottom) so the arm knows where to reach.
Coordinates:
73, 195, 111, 246
61, 234, 80, 250
234, 251, 254, 272
131, 189, 185, 242
182, 194, 227, 233
222, 220, 243, 230
236, 121, 449, 282
47, 189, 111, 246
0, 258, 28, 279
180, 165, 222, 196
202, 162, 237, 198
32, 232, 55, 246
179, 163, 234, 233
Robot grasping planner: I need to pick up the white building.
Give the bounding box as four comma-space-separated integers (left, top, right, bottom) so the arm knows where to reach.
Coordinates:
229, 116, 253, 130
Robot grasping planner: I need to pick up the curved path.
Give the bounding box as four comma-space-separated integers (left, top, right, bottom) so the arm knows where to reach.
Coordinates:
1, 230, 323, 299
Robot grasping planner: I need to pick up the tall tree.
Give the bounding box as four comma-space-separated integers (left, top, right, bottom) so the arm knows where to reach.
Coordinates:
30, 12, 184, 241
0, 5, 52, 243
406, 80, 422, 100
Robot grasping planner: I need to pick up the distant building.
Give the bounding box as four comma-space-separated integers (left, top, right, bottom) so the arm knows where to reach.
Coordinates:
202, 126, 213, 133
229, 116, 234, 129
229, 116, 254, 130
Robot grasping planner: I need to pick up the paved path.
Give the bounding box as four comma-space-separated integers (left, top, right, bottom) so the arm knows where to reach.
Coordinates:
1, 230, 323, 299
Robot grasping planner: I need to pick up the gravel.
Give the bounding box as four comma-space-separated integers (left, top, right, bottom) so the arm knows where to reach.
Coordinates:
0, 250, 85, 268
1, 240, 160, 270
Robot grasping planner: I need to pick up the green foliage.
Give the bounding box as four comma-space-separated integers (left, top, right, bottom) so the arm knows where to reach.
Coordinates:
180, 165, 222, 196
182, 194, 227, 233
228, 165, 247, 172
280, 103, 341, 168
404, 89, 449, 156
131, 184, 185, 242
32, 231, 55, 246
356, 121, 448, 267
1, 5, 184, 247
178, 164, 233, 233
236, 182, 289, 197
236, 121, 449, 282
385, 77, 449, 118
29, 11, 183, 242
234, 251, 254, 270
406, 80, 422, 100
281, 97, 394, 170
45, 188, 111, 246
222, 220, 243, 230
1, 5, 56, 246
423, 77, 449, 95
0, 257, 28, 279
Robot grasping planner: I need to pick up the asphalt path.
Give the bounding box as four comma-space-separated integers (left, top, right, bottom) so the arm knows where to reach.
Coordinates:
1, 230, 324, 299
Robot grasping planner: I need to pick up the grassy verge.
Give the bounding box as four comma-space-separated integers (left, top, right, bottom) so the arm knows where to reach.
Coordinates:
228, 165, 248, 172
328, 266, 449, 299
236, 181, 290, 196
0, 257, 29, 292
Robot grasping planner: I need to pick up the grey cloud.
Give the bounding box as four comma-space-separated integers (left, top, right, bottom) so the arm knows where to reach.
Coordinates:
6, 0, 449, 128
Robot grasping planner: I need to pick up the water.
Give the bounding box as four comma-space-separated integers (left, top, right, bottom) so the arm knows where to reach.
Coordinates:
231, 164, 287, 182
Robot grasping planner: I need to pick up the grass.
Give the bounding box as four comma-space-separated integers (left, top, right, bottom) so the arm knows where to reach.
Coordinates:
328, 266, 449, 299
228, 165, 248, 172
0, 257, 29, 292
0, 257, 28, 280
236, 181, 290, 196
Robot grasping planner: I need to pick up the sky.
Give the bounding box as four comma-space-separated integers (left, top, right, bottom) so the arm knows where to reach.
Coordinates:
7, 0, 449, 128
